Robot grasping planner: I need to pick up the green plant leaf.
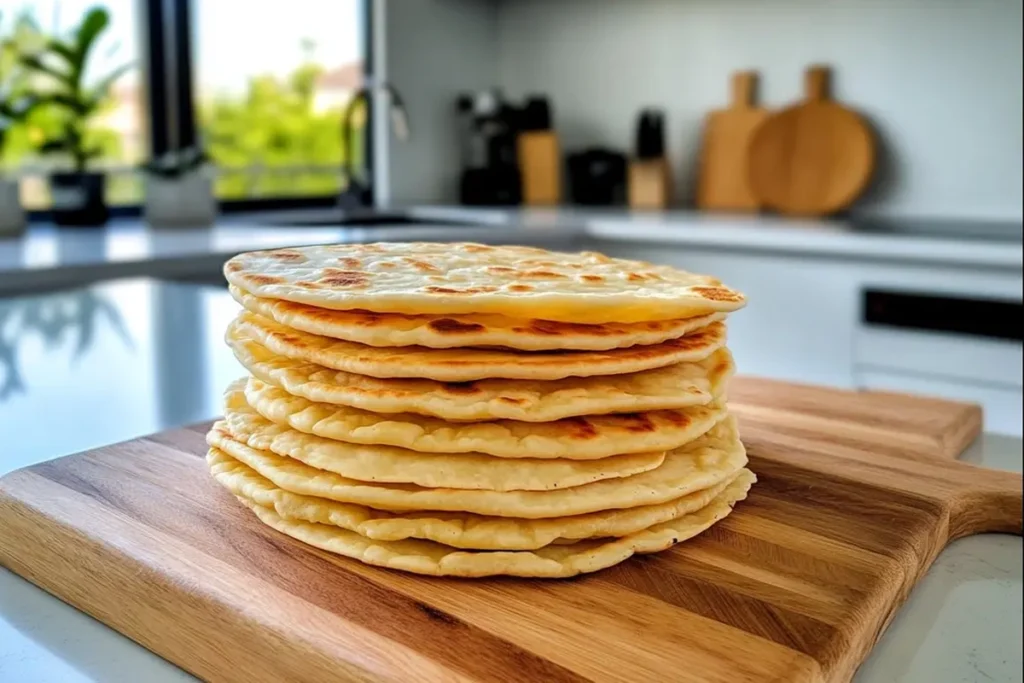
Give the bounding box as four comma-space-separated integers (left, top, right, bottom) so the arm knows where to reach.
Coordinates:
74, 7, 110, 72
46, 38, 78, 67
18, 53, 72, 86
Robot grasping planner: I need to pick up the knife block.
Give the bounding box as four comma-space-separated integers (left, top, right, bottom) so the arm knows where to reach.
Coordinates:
628, 158, 672, 210
517, 131, 562, 206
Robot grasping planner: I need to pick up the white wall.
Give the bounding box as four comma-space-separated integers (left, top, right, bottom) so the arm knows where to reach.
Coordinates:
380, 0, 499, 205
496, 0, 1023, 221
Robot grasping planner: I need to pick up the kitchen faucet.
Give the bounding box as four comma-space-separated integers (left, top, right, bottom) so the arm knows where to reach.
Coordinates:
339, 80, 410, 210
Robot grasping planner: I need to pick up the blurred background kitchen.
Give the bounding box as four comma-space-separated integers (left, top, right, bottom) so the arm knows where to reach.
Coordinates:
0, 0, 1021, 469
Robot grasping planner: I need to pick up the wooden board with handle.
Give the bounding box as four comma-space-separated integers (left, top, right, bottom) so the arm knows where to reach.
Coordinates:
696, 70, 770, 212
747, 65, 875, 217
0, 380, 1017, 683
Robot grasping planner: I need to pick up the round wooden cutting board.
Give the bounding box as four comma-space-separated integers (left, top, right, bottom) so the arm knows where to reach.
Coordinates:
747, 65, 875, 217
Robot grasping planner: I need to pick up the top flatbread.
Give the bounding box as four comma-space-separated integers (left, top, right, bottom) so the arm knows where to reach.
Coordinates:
222, 242, 746, 324
229, 285, 726, 351
229, 311, 726, 381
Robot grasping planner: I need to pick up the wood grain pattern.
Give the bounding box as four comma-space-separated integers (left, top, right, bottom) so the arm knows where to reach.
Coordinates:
747, 65, 875, 217
729, 376, 982, 461
696, 70, 770, 212
0, 382, 1015, 683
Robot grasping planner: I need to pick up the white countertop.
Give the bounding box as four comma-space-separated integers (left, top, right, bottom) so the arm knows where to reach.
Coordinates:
0, 279, 1020, 682
0, 206, 1019, 297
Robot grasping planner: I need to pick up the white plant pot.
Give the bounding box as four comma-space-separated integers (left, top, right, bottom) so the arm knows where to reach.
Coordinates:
0, 178, 27, 236
144, 169, 217, 228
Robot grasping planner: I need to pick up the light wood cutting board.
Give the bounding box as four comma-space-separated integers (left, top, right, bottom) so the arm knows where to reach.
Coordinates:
747, 65, 876, 217
0, 380, 1017, 683
696, 70, 770, 212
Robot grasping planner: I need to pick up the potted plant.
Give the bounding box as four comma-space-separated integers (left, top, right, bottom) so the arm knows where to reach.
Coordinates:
19, 6, 131, 226
142, 145, 218, 227
0, 99, 34, 235
0, 10, 43, 235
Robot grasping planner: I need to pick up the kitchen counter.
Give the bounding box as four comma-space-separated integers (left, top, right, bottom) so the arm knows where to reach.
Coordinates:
415, 206, 1023, 269
0, 207, 1019, 296
0, 279, 1020, 683
0, 213, 586, 295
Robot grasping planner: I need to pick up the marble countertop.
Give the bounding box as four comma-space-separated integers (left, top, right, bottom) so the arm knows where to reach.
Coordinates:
0, 278, 1020, 682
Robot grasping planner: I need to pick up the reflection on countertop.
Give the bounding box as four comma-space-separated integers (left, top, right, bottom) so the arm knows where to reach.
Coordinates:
0, 278, 242, 471
0, 288, 133, 401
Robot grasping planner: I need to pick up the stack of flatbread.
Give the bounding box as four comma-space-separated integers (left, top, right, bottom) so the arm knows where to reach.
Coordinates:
208, 242, 753, 578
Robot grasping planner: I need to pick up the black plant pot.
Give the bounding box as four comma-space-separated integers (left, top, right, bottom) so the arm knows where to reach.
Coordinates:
50, 172, 109, 227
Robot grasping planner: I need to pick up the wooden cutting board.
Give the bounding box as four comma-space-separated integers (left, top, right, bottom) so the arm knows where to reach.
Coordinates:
728, 376, 982, 461
696, 70, 770, 212
0, 381, 1017, 683
747, 65, 876, 217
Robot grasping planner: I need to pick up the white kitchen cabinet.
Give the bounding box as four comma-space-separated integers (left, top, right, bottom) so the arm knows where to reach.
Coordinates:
601, 245, 860, 388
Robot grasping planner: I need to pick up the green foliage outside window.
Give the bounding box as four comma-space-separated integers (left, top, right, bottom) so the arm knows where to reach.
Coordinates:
2, 5, 358, 205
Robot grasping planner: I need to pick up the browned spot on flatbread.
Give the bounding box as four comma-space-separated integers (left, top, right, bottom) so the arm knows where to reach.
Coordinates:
428, 318, 486, 334
498, 397, 526, 405
402, 257, 441, 273
580, 275, 604, 283
268, 249, 306, 262
245, 274, 286, 286
691, 286, 743, 303
225, 261, 243, 273
660, 410, 691, 428
338, 257, 361, 268
523, 319, 611, 337
614, 413, 657, 433
295, 281, 322, 289
424, 286, 497, 295
442, 382, 481, 395
627, 272, 646, 282
508, 284, 533, 293
664, 327, 717, 351
581, 251, 613, 264
321, 268, 370, 288
521, 270, 567, 279
463, 244, 495, 253
561, 417, 598, 440
487, 266, 516, 274
312, 309, 381, 326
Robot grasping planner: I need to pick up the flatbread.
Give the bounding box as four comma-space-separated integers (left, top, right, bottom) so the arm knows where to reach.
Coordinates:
227, 470, 752, 577
221, 386, 666, 491
208, 447, 755, 550
228, 311, 726, 382
222, 242, 746, 324
244, 378, 728, 460
230, 284, 726, 351
205, 416, 747, 519
227, 330, 735, 422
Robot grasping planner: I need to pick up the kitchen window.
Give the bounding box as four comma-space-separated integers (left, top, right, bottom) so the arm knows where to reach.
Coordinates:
3, 0, 370, 217
190, 0, 369, 206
